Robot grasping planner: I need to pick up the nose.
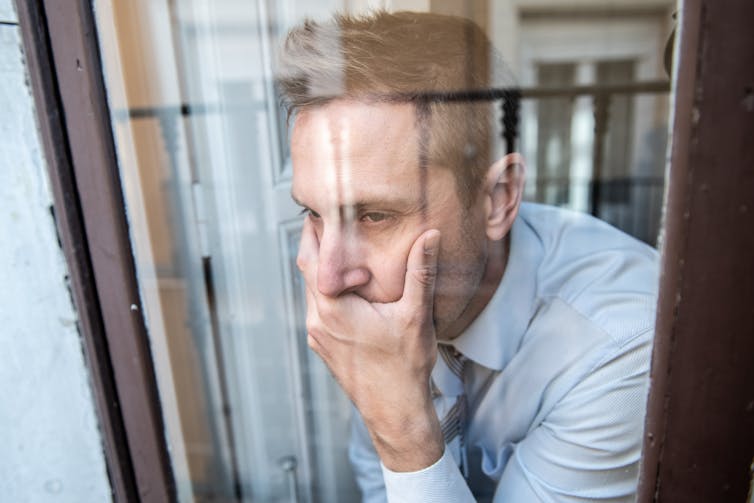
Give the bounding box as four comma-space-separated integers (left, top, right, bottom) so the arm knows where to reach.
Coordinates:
316, 226, 370, 297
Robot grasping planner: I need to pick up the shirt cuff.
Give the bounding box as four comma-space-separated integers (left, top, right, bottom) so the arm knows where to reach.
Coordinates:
381, 448, 475, 503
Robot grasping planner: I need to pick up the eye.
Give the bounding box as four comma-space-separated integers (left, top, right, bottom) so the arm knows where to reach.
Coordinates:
361, 212, 390, 223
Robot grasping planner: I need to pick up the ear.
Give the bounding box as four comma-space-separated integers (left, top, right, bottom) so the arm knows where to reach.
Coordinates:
483, 153, 526, 241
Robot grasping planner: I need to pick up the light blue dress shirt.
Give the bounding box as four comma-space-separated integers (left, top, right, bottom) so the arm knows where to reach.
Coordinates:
349, 203, 660, 502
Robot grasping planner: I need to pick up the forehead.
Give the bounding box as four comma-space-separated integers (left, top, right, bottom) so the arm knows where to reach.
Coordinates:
292, 100, 420, 168
290, 100, 426, 205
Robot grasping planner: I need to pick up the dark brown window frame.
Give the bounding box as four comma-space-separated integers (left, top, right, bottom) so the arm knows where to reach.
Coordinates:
14, 0, 754, 501
637, 0, 754, 501
15, 1, 175, 501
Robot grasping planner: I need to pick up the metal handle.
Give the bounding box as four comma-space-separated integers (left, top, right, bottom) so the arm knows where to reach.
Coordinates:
278, 455, 300, 503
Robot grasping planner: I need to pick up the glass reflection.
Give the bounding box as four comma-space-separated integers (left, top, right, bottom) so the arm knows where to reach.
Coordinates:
93, 1, 672, 501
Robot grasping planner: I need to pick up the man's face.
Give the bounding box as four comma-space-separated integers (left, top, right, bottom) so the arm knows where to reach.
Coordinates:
290, 100, 491, 339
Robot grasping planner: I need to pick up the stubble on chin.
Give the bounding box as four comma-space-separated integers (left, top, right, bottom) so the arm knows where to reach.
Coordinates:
432, 249, 488, 341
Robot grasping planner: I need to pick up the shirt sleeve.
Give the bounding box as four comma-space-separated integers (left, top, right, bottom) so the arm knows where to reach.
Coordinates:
381, 449, 475, 503
493, 334, 652, 502
349, 407, 475, 503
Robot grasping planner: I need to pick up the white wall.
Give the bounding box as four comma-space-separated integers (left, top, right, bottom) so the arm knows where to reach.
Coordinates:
0, 0, 112, 500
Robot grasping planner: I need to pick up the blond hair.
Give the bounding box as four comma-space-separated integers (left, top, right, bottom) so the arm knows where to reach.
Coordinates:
276, 11, 511, 204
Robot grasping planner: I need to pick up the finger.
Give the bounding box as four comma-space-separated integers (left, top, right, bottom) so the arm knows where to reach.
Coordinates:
305, 288, 334, 362
304, 287, 321, 337
296, 216, 320, 289
299, 247, 358, 337
307, 328, 330, 359
401, 229, 441, 312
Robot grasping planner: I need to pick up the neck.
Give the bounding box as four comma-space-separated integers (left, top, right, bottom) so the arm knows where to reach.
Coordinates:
439, 235, 509, 341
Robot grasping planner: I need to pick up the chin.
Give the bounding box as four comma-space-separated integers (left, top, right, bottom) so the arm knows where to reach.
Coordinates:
432, 263, 487, 340
432, 292, 475, 339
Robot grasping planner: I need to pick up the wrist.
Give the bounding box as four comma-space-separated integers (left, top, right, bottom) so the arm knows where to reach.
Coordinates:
367, 400, 444, 472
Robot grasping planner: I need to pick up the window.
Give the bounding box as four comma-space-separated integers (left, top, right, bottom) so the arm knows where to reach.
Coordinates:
20, 1, 754, 501
89, 1, 673, 500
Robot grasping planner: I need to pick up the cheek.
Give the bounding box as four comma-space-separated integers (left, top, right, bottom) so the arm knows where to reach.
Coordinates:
435, 226, 487, 291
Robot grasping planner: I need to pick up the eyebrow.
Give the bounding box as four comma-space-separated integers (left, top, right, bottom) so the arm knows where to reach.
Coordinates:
289, 191, 424, 214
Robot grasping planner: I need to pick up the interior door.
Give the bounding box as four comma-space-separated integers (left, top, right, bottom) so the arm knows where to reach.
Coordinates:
94, 0, 359, 501
172, 1, 359, 501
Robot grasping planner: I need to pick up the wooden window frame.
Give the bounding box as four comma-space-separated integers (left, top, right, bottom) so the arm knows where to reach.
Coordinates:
15, 1, 175, 501
637, 1, 754, 501
15, 0, 754, 501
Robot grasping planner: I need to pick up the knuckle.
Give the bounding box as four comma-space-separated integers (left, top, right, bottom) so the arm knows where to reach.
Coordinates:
411, 265, 437, 287
306, 308, 322, 333
317, 299, 337, 322
306, 333, 318, 350
403, 307, 430, 330
305, 313, 320, 335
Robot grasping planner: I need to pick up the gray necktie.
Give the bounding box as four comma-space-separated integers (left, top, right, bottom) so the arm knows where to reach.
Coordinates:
437, 344, 468, 476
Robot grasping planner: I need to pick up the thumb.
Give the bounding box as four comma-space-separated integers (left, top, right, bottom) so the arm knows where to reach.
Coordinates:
401, 229, 441, 311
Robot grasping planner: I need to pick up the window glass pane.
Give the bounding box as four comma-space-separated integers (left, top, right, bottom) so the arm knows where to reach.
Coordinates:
535, 62, 576, 206
92, 1, 673, 501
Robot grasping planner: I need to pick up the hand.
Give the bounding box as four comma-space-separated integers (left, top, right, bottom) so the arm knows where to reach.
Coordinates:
297, 217, 444, 471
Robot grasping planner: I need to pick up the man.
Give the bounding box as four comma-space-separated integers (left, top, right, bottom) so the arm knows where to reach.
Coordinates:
277, 10, 658, 502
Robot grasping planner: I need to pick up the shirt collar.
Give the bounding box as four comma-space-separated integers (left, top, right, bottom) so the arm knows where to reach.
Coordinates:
450, 209, 542, 371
